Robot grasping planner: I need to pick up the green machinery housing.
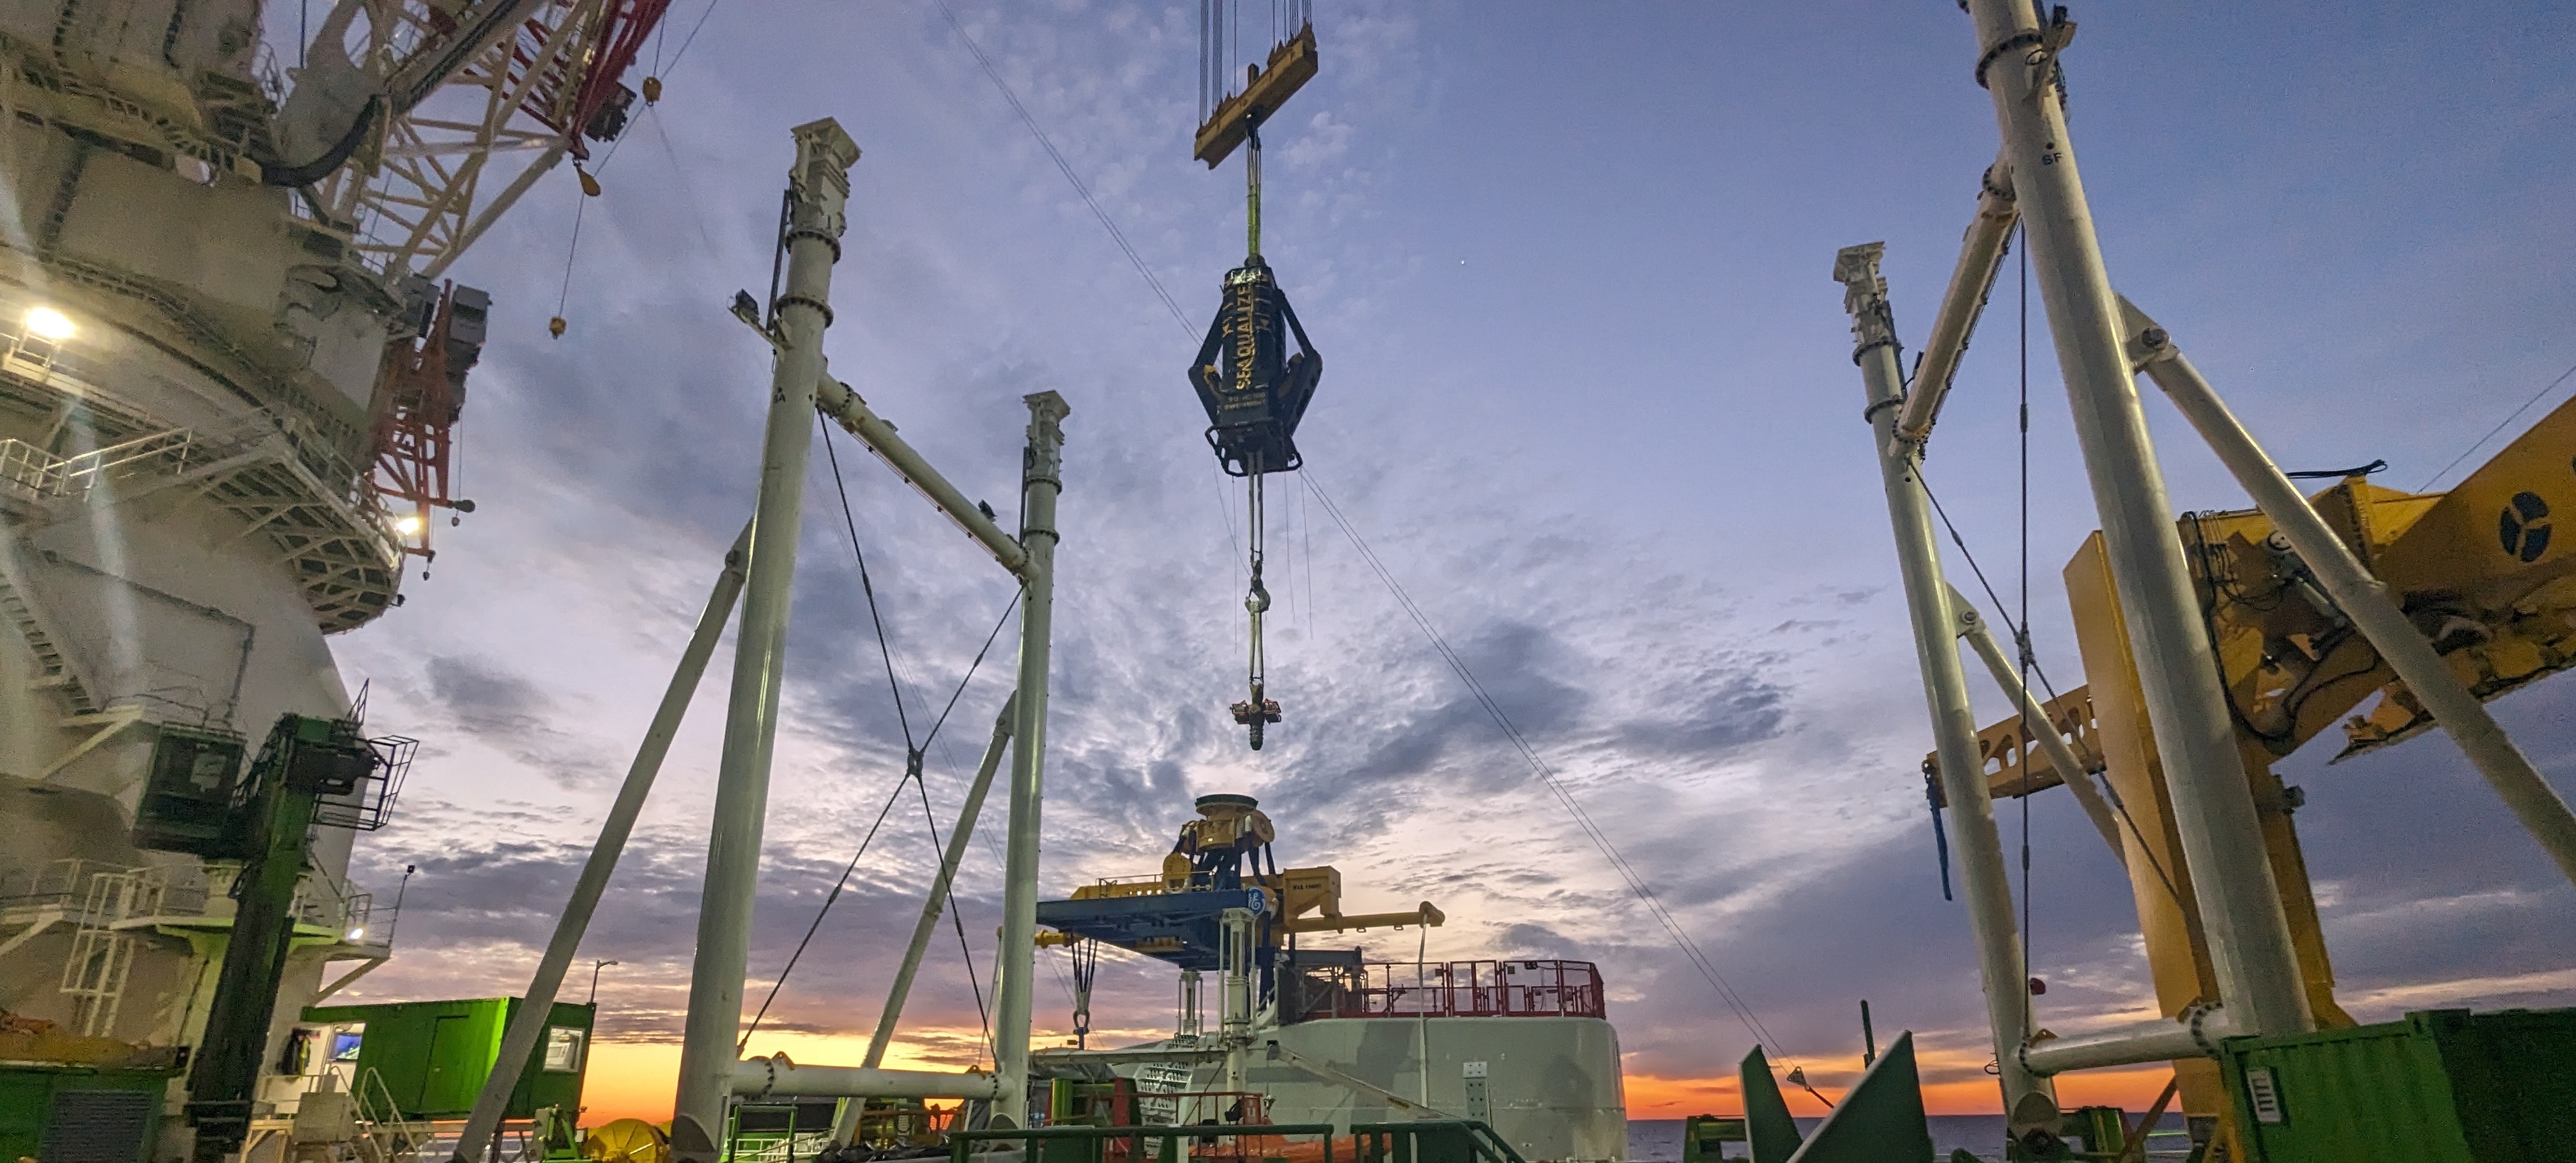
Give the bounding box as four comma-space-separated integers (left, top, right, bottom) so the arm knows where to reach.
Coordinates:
300, 997, 595, 1123
0, 1065, 179, 1163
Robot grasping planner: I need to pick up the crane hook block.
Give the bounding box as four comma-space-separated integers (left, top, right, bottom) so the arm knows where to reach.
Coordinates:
1190, 258, 1321, 477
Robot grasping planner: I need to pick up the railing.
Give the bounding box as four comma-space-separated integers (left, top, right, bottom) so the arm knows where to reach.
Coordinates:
949, 1120, 1526, 1163
1287, 960, 1606, 1022
0, 428, 195, 500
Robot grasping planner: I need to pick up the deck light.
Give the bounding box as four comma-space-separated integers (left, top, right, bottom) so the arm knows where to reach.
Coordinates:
346, 927, 366, 941
24, 305, 75, 341
395, 514, 423, 535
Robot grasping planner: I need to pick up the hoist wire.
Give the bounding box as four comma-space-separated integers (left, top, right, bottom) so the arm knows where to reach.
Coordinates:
937, 0, 1244, 578
1301, 474, 1799, 1068
661, 0, 724, 82
553, 186, 587, 317
935, 0, 1192, 335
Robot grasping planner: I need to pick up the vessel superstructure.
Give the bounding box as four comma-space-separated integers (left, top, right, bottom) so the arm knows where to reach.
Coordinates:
2, 2, 663, 1160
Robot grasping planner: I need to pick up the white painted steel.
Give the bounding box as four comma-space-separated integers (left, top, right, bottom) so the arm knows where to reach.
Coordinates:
452, 524, 752, 1163
1961, 0, 2312, 1038
2020, 1006, 2235, 1076
1896, 152, 2020, 445
2120, 298, 2576, 889
815, 375, 1031, 578
829, 695, 1016, 1145
1252, 1017, 1625, 1161
992, 392, 1070, 1127
1833, 243, 2054, 1132
671, 119, 861, 1159
1949, 585, 2126, 858
733, 1058, 1003, 1100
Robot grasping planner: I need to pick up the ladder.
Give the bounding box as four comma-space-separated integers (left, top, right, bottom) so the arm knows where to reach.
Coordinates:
58, 866, 159, 1036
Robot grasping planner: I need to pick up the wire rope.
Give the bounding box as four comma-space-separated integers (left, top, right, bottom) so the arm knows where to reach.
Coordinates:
739, 773, 916, 1052
2015, 224, 2034, 1023
2416, 354, 2576, 490
822, 418, 917, 749
915, 768, 995, 1063
736, 417, 1023, 1049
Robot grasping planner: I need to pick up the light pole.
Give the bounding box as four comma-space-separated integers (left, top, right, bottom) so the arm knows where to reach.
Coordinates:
587, 960, 619, 1006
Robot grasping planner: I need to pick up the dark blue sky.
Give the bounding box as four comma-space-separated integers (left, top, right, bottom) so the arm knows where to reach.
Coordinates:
328, 0, 2576, 1114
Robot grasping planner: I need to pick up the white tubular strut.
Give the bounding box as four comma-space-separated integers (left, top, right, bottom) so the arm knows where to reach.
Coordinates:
1897, 151, 2021, 446
1947, 585, 2126, 859
670, 119, 861, 1160
1834, 243, 2055, 1134
1961, 0, 2312, 1039
2119, 297, 2576, 888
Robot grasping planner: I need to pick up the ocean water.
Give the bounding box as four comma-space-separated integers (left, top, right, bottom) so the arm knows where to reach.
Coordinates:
1625, 1114, 2188, 1162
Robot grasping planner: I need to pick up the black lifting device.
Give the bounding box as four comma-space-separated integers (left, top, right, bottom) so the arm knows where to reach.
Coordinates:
1190, 14, 1321, 751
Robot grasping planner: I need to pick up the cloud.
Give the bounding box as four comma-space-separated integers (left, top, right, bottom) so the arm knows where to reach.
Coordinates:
306, 0, 2576, 1119
422, 655, 620, 787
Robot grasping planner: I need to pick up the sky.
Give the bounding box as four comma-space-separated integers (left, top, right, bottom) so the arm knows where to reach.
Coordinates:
318, 0, 2576, 1123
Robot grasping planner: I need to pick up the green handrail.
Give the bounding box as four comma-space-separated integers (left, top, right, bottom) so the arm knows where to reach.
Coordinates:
944, 1118, 1524, 1163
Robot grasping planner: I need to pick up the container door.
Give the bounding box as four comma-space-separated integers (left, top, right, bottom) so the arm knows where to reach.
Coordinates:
418, 1014, 472, 1115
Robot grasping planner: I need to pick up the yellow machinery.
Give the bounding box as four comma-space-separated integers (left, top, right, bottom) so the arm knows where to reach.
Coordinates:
1935, 392, 2576, 1130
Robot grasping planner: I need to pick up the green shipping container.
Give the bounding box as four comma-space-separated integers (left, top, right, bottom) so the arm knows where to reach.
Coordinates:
0, 1064, 174, 1163
301, 997, 595, 1120
2218, 1008, 2576, 1163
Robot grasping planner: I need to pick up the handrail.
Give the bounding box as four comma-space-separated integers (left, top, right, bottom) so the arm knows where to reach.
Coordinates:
944, 1119, 1525, 1163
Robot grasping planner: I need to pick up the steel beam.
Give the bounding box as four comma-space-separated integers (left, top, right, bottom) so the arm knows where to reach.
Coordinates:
734, 1058, 1002, 1101
670, 119, 860, 1161
991, 391, 1071, 1127
1833, 242, 2054, 1134
1896, 152, 2020, 445
1962, 0, 2312, 1038
2120, 297, 2576, 889
815, 375, 1029, 578
1949, 585, 2126, 858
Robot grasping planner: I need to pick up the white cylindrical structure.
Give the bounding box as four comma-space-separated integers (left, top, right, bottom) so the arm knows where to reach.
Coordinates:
671, 119, 861, 1159
1961, 0, 2312, 1038
992, 391, 1071, 1127
816, 375, 1030, 578
1832, 243, 2054, 1132
1896, 153, 2020, 445
452, 525, 752, 1163
1950, 587, 2126, 858
2021, 1006, 2235, 1076
829, 695, 1016, 1144
735, 1058, 1004, 1101
2122, 302, 2576, 888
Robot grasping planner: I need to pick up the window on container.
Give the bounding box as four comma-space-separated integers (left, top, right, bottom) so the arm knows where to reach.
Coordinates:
543, 1026, 585, 1073
331, 1026, 365, 1062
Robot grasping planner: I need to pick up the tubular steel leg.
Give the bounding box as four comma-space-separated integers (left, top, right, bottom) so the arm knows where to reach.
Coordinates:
2122, 301, 2576, 889
992, 392, 1070, 1127
1833, 243, 2054, 1133
1961, 0, 2313, 1039
451, 525, 751, 1163
1949, 586, 2127, 858
670, 119, 861, 1160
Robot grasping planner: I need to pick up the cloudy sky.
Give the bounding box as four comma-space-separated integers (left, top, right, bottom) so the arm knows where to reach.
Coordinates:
321, 0, 2576, 1121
